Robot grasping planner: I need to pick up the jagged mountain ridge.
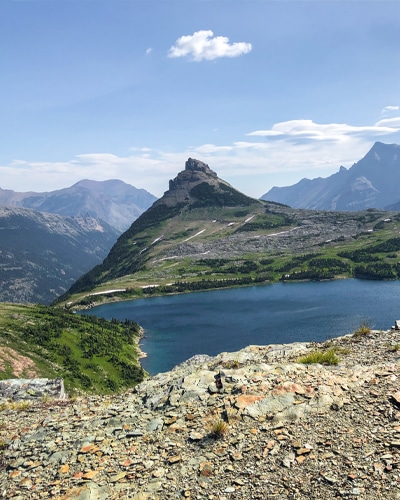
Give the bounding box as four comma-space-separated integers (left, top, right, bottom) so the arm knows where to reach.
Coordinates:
0, 206, 119, 304
0, 179, 157, 232
261, 142, 400, 211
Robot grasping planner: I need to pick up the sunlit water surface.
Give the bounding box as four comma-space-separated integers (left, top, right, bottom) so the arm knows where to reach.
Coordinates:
89, 279, 400, 374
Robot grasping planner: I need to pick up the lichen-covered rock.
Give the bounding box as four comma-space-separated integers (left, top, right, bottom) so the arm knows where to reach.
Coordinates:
0, 377, 66, 401
3, 330, 400, 499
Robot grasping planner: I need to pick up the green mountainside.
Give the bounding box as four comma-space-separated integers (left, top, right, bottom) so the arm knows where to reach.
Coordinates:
58, 158, 400, 309
0, 303, 144, 394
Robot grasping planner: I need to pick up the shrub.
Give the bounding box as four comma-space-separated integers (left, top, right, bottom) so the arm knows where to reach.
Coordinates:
296, 348, 339, 366
352, 322, 371, 338
222, 359, 242, 369
209, 418, 229, 439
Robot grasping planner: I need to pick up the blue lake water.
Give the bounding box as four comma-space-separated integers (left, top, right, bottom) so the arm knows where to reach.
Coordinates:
88, 279, 400, 375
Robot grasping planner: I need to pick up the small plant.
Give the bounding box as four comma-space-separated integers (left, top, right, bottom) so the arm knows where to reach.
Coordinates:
352, 322, 371, 338
209, 418, 229, 439
222, 359, 242, 369
0, 400, 32, 412
389, 344, 400, 352
296, 348, 339, 366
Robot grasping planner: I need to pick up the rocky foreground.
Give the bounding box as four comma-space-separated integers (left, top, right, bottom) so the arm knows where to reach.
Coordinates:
3, 329, 400, 499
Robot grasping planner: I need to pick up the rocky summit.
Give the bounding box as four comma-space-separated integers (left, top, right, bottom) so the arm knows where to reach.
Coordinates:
3, 329, 400, 499
155, 157, 253, 208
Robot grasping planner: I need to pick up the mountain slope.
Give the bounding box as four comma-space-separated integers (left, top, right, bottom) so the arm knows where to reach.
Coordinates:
261, 142, 400, 210
0, 303, 144, 393
0, 179, 157, 232
59, 158, 400, 307
64, 158, 264, 295
0, 207, 119, 304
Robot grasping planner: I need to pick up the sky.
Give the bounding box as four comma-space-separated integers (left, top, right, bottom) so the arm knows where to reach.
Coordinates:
2, 0, 400, 199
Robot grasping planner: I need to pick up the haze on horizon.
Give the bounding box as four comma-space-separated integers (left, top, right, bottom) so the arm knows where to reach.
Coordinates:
2, 0, 400, 199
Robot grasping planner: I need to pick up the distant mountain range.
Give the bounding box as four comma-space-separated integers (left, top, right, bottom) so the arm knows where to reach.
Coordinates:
0, 207, 119, 304
4, 156, 400, 306
261, 142, 400, 211
0, 179, 157, 232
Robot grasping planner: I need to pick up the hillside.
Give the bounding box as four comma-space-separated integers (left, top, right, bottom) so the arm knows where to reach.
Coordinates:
0, 179, 157, 232
0, 303, 144, 394
2, 324, 400, 498
62, 158, 264, 297
0, 206, 119, 304
59, 158, 400, 308
262, 142, 400, 211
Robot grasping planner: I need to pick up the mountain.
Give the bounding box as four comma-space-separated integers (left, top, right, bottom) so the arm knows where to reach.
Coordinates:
0, 179, 157, 232
64, 157, 264, 295
261, 142, 400, 211
60, 158, 400, 306
0, 206, 119, 304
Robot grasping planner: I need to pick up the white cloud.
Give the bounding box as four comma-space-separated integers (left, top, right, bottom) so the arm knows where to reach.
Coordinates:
381, 105, 399, 116
376, 117, 400, 128
146, 48, 152, 55
168, 30, 252, 61
2, 117, 400, 198
247, 119, 400, 143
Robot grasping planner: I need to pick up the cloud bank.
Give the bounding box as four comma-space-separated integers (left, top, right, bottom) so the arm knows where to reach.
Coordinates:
168, 30, 252, 61
2, 118, 400, 198
247, 119, 400, 143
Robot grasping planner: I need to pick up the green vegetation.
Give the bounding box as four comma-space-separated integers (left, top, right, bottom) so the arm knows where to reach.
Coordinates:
352, 322, 371, 338
0, 400, 31, 412
209, 418, 229, 439
0, 303, 145, 394
296, 348, 340, 366
190, 182, 257, 208
55, 192, 400, 310
221, 359, 243, 369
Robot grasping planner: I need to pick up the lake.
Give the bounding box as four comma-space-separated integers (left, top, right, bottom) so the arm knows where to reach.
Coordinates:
88, 279, 400, 375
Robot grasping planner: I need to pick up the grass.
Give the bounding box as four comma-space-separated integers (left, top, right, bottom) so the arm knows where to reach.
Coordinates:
208, 418, 229, 439
296, 348, 339, 366
221, 359, 242, 369
0, 400, 31, 412
352, 322, 371, 338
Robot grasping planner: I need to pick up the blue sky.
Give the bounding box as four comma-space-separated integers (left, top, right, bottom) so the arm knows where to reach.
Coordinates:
2, 0, 400, 198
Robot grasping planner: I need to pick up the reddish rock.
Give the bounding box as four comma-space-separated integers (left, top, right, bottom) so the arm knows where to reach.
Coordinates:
235, 394, 264, 409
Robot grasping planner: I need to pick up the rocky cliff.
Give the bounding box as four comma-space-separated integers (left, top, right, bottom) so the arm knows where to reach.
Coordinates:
2, 328, 400, 499
156, 157, 256, 209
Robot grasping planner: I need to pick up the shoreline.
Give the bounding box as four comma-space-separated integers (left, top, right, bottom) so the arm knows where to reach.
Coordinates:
136, 326, 148, 361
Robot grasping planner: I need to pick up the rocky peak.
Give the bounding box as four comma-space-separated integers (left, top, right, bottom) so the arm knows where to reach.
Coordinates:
185, 158, 218, 177
160, 158, 221, 206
